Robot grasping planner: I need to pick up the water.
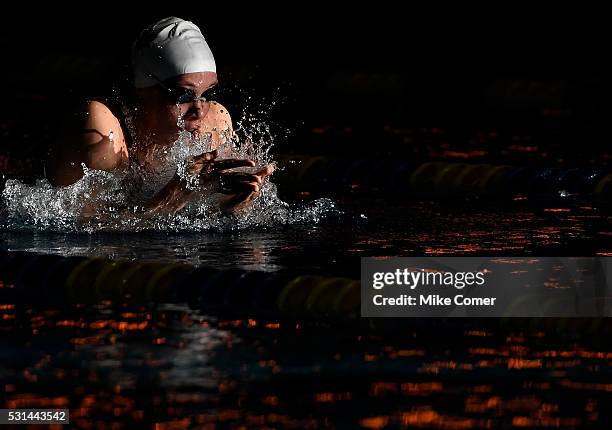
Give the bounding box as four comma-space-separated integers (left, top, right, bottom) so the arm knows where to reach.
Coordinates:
1, 295, 611, 428
3, 98, 612, 427
3, 199, 612, 427
4, 193, 611, 427
2, 199, 611, 275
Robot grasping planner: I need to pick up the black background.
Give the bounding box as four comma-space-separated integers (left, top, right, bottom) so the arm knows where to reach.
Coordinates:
0, 5, 610, 177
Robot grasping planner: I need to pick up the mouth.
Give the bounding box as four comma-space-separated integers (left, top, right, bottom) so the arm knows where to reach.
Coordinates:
182, 118, 201, 131
182, 123, 204, 141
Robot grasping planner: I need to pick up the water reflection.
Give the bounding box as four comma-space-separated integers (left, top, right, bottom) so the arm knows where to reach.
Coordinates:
2, 300, 611, 428
3, 199, 611, 276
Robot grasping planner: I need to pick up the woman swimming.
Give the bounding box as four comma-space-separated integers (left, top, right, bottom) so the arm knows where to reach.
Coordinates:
45, 17, 274, 215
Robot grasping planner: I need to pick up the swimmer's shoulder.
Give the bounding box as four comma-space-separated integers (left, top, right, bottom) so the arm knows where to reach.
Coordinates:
46, 100, 129, 186
207, 101, 233, 147
209, 101, 233, 131
82, 100, 127, 147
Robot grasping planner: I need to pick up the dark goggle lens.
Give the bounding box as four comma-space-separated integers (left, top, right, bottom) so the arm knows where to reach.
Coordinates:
168, 87, 219, 104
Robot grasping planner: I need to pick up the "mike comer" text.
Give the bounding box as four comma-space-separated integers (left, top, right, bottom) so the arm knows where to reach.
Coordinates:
373, 294, 497, 306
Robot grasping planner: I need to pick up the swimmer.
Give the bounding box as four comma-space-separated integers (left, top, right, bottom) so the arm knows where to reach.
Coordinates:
45, 17, 274, 215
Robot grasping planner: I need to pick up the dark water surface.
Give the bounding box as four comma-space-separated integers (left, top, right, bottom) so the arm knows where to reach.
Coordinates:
1, 198, 612, 428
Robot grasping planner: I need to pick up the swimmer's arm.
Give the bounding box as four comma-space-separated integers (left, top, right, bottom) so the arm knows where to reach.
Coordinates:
46, 101, 129, 186
208, 103, 276, 212
143, 151, 259, 217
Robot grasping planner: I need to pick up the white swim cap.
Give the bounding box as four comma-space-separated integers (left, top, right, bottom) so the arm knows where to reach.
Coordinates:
132, 17, 216, 88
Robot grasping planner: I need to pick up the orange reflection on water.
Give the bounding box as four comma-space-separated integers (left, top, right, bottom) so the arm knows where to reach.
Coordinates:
534, 350, 612, 359
439, 150, 488, 158
88, 320, 149, 331
370, 382, 398, 397
400, 407, 477, 429
507, 358, 542, 369
401, 382, 444, 396
6, 394, 69, 409
360, 416, 389, 429
418, 361, 474, 374
512, 416, 581, 427
471, 385, 493, 393
464, 396, 502, 413
464, 330, 492, 337
559, 380, 612, 392
469, 348, 508, 357
153, 418, 191, 430
261, 395, 280, 406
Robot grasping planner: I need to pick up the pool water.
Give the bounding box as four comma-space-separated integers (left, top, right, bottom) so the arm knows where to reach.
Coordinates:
1, 294, 611, 428
2, 87, 612, 428
2, 197, 612, 428
2, 198, 612, 275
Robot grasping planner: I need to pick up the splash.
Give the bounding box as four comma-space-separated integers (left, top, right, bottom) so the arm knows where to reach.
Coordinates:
1, 102, 337, 233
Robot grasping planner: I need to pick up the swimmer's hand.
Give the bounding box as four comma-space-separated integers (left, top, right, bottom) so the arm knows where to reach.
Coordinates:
218, 164, 275, 213
144, 150, 256, 216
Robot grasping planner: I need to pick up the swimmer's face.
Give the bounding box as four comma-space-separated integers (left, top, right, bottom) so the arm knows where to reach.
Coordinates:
134, 71, 218, 142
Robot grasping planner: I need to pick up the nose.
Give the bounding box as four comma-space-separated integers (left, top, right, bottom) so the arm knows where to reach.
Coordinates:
182, 100, 209, 119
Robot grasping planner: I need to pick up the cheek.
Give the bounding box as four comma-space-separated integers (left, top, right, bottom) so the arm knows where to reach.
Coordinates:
138, 100, 180, 132
165, 105, 182, 124
152, 105, 182, 131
